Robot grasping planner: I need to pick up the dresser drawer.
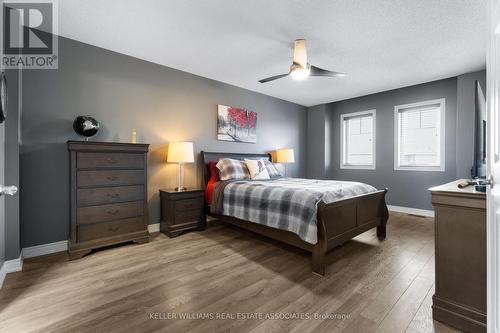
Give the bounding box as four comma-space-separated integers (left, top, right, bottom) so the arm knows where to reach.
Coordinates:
77, 170, 144, 187
77, 185, 144, 206
77, 201, 144, 224
78, 217, 145, 242
175, 198, 203, 213
77, 152, 144, 169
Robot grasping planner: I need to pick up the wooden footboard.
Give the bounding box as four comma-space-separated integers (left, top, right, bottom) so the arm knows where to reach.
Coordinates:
208, 189, 389, 276
311, 188, 389, 276
200, 150, 389, 276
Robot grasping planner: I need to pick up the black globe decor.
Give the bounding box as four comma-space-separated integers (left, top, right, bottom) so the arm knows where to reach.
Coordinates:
73, 115, 100, 141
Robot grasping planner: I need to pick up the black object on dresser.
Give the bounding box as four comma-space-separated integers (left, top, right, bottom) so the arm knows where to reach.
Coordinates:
160, 189, 206, 237
68, 141, 150, 259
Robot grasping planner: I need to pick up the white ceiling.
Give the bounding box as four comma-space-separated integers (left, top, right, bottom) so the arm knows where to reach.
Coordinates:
58, 0, 487, 107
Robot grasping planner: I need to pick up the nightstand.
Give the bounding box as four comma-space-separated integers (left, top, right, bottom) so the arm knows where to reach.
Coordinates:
159, 188, 206, 237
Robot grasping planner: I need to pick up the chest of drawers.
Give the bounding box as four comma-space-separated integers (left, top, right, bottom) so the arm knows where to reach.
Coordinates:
68, 141, 150, 259
429, 180, 486, 332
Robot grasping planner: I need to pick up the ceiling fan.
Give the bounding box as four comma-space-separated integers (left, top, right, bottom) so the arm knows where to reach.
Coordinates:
259, 39, 345, 83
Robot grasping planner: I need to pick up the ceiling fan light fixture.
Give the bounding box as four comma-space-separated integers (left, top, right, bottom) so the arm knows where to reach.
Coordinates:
258, 39, 345, 83
289, 63, 310, 80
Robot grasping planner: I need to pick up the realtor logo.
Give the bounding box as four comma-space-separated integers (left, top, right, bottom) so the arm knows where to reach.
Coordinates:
1, 0, 58, 69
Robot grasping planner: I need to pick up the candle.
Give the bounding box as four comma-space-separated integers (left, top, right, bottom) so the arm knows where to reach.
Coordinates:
131, 129, 137, 143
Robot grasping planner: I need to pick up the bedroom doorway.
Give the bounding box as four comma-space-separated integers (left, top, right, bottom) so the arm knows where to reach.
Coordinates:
487, 1, 500, 332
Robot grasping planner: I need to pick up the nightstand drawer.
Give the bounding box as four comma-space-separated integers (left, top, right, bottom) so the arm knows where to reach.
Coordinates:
175, 198, 203, 213
77, 170, 144, 187
174, 209, 203, 224
78, 217, 144, 242
77, 201, 144, 224
77, 185, 144, 206
77, 152, 144, 169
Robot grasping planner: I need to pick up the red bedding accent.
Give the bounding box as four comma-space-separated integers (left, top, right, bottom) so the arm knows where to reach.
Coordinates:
205, 180, 216, 204
205, 161, 220, 204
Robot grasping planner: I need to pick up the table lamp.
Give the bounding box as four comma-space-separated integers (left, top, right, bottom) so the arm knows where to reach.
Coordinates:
167, 142, 194, 191
275, 148, 295, 177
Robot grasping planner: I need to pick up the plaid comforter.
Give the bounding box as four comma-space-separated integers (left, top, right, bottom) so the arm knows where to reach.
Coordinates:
211, 178, 377, 244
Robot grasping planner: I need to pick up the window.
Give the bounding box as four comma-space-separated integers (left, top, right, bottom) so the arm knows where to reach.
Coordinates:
340, 110, 376, 169
394, 99, 445, 171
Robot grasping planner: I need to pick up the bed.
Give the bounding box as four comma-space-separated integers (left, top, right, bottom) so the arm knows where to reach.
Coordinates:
201, 151, 389, 276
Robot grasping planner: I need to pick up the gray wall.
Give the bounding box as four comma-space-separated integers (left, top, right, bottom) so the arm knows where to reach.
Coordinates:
307, 104, 327, 178
319, 78, 460, 210
4, 69, 21, 260
20, 37, 307, 248
0, 68, 22, 267
306, 104, 333, 179
0, 68, 21, 266
456, 70, 486, 178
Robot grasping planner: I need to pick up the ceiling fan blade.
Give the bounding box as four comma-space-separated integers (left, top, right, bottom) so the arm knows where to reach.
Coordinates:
293, 39, 307, 69
258, 73, 289, 83
309, 65, 345, 77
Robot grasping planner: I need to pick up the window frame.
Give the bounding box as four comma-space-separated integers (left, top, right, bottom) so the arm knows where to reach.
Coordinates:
394, 98, 446, 172
340, 109, 377, 170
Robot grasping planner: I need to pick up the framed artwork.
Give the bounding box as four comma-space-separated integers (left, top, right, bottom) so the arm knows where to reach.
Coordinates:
217, 104, 257, 143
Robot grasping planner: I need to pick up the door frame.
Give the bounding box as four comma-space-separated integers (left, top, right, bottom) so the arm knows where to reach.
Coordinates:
487, 1, 500, 332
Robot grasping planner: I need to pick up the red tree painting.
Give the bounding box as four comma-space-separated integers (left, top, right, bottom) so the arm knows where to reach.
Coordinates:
217, 105, 257, 143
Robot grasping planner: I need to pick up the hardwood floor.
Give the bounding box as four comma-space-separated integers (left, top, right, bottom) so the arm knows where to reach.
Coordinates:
0, 212, 460, 333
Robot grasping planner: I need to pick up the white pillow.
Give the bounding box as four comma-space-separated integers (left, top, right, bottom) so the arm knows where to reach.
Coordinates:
244, 159, 270, 180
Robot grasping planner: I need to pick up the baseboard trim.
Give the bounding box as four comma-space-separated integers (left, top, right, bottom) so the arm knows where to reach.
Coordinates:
22, 240, 68, 259
5, 256, 23, 272
387, 205, 434, 218
0, 263, 5, 289
17, 208, 433, 261
0, 255, 23, 289
21, 225, 160, 259
148, 223, 160, 233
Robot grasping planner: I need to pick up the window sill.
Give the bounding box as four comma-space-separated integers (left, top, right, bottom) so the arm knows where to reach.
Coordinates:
394, 165, 445, 172
340, 164, 376, 170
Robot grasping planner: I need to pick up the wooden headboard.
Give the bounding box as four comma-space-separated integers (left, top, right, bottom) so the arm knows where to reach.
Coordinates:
200, 151, 272, 189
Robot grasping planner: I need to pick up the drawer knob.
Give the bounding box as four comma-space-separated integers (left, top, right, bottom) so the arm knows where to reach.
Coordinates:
107, 176, 118, 181
109, 226, 120, 232
107, 193, 120, 199
107, 209, 120, 215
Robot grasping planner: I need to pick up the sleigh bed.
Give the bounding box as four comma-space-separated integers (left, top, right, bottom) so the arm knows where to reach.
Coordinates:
201, 151, 389, 276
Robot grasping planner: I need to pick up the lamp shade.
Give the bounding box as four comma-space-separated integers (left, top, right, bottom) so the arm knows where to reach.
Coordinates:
167, 142, 194, 163
275, 148, 295, 163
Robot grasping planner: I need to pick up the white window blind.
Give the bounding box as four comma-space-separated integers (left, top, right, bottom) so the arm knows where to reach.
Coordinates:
395, 99, 445, 171
341, 110, 376, 169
